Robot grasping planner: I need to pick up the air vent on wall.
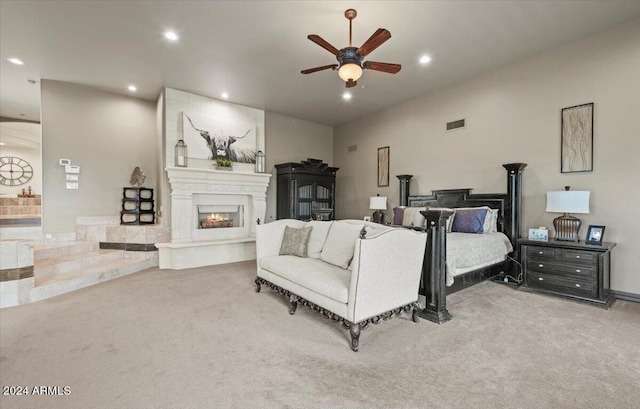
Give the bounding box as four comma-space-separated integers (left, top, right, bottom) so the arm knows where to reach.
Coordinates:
446, 118, 466, 131
348, 145, 358, 152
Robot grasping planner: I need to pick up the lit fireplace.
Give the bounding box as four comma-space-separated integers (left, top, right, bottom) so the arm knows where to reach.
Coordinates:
201, 214, 233, 229
197, 205, 243, 230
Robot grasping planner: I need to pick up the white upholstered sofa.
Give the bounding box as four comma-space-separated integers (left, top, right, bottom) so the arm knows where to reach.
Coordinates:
255, 219, 427, 351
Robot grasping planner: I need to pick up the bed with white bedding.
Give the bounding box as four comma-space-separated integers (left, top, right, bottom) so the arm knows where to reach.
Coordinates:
445, 232, 513, 286
394, 163, 527, 323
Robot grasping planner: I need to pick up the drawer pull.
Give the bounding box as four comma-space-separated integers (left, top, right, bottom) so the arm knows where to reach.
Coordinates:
575, 284, 581, 288
538, 277, 544, 281
576, 269, 581, 273
538, 264, 544, 268
576, 256, 581, 259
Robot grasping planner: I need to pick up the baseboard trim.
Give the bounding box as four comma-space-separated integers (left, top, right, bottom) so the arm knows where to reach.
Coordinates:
612, 290, 640, 303
100, 242, 157, 251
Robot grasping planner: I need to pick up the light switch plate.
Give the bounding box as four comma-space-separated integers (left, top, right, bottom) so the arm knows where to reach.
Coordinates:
66, 182, 79, 190
65, 165, 80, 174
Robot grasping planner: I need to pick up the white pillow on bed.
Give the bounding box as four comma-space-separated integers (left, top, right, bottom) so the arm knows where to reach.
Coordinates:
402, 207, 427, 228
426, 207, 455, 231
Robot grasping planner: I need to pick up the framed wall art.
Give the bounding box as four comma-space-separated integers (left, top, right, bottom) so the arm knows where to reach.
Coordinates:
561, 102, 593, 173
377, 146, 389, 187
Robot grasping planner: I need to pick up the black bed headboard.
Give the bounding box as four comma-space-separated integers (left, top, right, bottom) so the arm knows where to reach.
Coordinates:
408, 188, 508, 230
402, 163, 526, 256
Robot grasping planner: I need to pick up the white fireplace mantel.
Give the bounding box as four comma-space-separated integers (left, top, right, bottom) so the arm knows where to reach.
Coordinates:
156, 166, 271, 269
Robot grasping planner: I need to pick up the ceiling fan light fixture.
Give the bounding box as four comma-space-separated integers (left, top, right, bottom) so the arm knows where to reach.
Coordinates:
338, 63, 363, 82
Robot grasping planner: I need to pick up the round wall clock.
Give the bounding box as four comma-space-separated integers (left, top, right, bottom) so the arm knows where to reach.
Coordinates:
0, 156, 34, 186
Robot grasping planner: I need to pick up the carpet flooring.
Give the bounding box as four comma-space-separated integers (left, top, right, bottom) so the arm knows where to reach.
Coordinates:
1, 261, 639, 409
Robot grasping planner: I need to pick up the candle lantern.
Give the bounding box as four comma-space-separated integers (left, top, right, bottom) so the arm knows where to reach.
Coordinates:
255, 150, 266, 173
175, 139, 188, 167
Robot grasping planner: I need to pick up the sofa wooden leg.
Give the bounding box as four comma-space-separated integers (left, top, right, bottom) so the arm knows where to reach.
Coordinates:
349, 323, 361, 352
254, 278, 261, 293
289, 295, 298, 315
411, 302, 420, 323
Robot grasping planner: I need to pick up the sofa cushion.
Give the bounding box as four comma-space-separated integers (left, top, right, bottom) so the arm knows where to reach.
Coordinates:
260, 255, 351, 303
320, 221, 364, 268
306, 221, 333, 259
279, 225, 312, 257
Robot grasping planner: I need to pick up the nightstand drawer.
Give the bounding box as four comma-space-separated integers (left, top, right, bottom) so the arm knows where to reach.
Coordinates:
526, 259, 596, 278
526, 246, 557, 260
527, 272, 597, 298
558, 249, 598, 265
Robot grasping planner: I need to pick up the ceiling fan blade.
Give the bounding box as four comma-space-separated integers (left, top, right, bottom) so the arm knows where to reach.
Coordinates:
363, 61, 402, 74
345, 80, 357, 88
356, 28, 391, 57
301, 64, 338, 74
308, 34, 341, 56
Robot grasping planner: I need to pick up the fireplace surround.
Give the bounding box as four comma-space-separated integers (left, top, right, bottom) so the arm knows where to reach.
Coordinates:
156, 167, 271, 269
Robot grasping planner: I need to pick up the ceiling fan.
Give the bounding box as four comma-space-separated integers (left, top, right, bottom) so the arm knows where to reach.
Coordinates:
301, 9, 401, 88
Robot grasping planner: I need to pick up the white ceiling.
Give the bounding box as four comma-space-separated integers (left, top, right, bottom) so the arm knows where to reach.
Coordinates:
2, 1, 640, 126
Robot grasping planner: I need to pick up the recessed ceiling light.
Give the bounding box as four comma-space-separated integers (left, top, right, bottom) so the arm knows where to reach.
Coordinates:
221, 92, 229, 99
342, 92, 352, 101
7, 58, 25, 65
164, 31, 179, 41
0, 142, 5, 146
419, 55, 432, 65
128, 85, 137, 92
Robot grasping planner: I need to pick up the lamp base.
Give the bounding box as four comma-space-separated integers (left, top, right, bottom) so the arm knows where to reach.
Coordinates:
553, 213, 582, 241
372, 210, 385, 224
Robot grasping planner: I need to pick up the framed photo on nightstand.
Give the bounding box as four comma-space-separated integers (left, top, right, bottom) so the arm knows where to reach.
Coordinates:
586, 225, 605, 245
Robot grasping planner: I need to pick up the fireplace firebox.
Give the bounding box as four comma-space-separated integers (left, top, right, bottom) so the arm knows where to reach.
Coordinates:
197, 205, 244, 229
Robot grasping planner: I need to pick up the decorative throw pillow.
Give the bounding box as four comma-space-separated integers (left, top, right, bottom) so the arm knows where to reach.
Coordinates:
450, 206, 497, 233
279, 226, 313, 258
451, 208, 488, 234
392, 207, 405, 225
320, 222, 364, 268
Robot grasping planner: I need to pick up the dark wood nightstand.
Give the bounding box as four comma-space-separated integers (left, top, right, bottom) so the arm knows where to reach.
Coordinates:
519, 238, 616, 308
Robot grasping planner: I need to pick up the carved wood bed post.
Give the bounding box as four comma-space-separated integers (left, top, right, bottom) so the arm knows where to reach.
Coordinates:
396, 175, 413, 207
418, 209, 454, 324
502, 163, 527, 272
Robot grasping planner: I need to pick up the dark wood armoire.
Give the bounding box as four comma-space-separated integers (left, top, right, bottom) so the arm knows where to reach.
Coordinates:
275, 158, 339, 221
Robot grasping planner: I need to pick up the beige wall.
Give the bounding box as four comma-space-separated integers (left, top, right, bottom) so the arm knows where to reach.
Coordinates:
264, 112, 334, 223
334, 20, 640, 294
41, 80, 158, 233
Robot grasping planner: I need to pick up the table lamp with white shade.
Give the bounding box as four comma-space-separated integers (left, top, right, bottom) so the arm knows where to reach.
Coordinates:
546, 186, 590, 241
369, 195, 387, 224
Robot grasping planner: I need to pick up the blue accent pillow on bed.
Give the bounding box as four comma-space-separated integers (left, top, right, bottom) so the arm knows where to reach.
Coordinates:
392, 207, 405, 225
451, 208, 488, 234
